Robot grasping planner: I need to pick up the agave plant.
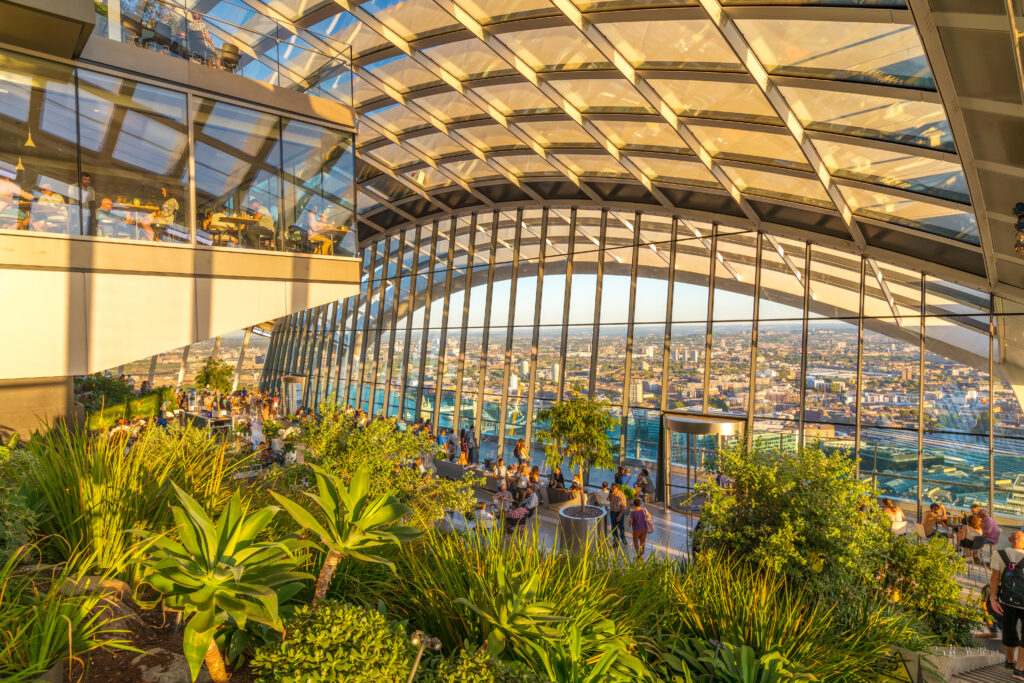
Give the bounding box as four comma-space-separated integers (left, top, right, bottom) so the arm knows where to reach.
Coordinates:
270, 464, 419, 603
136, 484, 310, 682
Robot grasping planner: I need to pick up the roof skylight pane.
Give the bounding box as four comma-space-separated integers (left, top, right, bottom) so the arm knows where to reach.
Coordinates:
736, 20, 934, 89
723, 166, 832, 207
689, 124, 810, 170
649, 78, 779, 124
455, 124, 525, 151
631, 156, 719, 187
422, 39, 516, 80
781, 85, 953, 150
592, 120, 690, 153
597, 20, 741, 70
361, 0, 459, 41
515, 120, 597, 148
497, 26, 611, 71
365, 55, 442, 93
468, 82, 559, 116
553, 153, 629, 177
547, 78, 656, 114
839, 184, 979, 244
813, 138, 969, 204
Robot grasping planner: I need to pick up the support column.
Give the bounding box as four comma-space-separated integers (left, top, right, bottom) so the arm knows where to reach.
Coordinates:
176, 344, 191, 386
701, 225, 719, 413
797, 246, 811, 452
452, 214, 479, 431
496, 210, 524, 461
147, 354, 158, 388
211, 336, 222, 360
233, 327, 252, 391
745, 233, 763, 450
524, 209, 549, 449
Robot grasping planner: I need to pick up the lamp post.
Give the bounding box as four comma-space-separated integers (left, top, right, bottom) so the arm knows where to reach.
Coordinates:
407, 630, 441, 683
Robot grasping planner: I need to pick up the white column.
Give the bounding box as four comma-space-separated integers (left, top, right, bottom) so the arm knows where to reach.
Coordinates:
233, 328, 252, 391
177, 345, 191, 386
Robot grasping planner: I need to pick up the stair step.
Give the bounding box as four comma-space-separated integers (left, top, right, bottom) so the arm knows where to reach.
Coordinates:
951, 664, 1017, 682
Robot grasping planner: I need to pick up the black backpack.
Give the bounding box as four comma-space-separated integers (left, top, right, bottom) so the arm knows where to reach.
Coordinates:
998, 550, 1024, 609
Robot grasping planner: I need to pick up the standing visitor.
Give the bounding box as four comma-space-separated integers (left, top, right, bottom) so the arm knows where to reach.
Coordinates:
609, 483, 627, 547
989, 531, 1024, 678
467, 425, 478, 464
635, 468, 653, 503
514, 438, 527, 464
629, 498, 653, 557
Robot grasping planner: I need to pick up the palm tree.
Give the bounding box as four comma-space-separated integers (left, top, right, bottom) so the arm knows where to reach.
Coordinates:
270, 464, 419, 603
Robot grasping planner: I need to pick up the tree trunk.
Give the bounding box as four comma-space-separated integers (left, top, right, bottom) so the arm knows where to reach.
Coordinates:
313, 549, 342, 604
204, 638, 229, 682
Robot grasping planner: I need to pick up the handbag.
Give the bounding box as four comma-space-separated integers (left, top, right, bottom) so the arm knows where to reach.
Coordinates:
643, 508, 655, 534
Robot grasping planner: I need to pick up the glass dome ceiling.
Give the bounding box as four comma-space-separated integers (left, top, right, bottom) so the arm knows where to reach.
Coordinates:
197, 0, 991, 285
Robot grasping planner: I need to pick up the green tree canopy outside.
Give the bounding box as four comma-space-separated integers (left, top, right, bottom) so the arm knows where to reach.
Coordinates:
194, 356, 233, 394
534, 393, 619, 502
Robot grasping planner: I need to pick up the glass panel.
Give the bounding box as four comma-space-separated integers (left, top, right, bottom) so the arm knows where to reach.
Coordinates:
690, 124, 809, 169
631, 156, 718, 187
814, 138, 968, 204
840, 184, 979, 244
754, 320, 801, 419
862, 318, 920, 429
713, 233, 758, 321
598, 20, 740, 70
467, 82, 559, 116
554, 153, 629, 178
362, 0, 460, 41
78, 69, 190, 242
497, 26, 611, 71
193, 97, 282, 250
805, 318, 859, 424
672, 237, 711, 321
737, 20, 934, 88
783, 86, 953, 151
668, 322, 705, 411
564, 325, 592, 397
630, 324, 664, 408
724, 166, 831, 207
547, 78, 656, 114
422, 38, 515, 80
595, 325, 627, 405
0, 49, 80, 234
649, 78, 778, 123
709, 320, 752, 415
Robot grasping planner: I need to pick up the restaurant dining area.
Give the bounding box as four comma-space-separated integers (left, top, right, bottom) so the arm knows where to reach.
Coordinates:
0, 42, 356, 257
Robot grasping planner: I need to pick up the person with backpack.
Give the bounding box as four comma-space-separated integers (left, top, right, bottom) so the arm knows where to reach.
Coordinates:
635, 468, 654, 503
990, 530, 1024, 677
628, 498, 654, 557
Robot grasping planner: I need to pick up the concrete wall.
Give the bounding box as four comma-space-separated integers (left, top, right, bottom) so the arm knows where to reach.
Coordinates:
0, 231, 359, 380
0, 376, 80, 439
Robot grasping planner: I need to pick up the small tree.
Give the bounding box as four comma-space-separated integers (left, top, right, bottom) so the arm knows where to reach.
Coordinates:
194, 356, 233, 394
534, 392, 619, 509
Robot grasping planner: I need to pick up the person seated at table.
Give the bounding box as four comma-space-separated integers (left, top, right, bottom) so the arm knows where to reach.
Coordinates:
505, 486, 538, 525
0, 173, 31, 230
29, 184, 68, 233
243, 199, 276, 249
978, 507, 1001, 547
96, 197, 133, 237
570, 472, 583, 492
150, 187, 179, 237
491, 481, 513, 508
923, 502, 948, 539
456, 448, 468, 466
958, 514, 984, 559
882, 498, 906, 527
304, 204, 333, 255
529, 465, 541, 487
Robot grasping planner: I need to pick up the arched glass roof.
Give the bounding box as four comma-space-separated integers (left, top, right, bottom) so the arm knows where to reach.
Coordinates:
192, 0, 997, 289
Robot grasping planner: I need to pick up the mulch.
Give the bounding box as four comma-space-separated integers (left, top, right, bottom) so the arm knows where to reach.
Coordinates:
66, 607, 255, 683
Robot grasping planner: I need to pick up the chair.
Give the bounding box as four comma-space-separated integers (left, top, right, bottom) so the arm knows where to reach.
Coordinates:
219, 43, 240, 72
914, 522, 928, 542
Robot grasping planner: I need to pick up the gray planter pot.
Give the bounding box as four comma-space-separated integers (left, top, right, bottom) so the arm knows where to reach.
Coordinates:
557, 505, 607, 553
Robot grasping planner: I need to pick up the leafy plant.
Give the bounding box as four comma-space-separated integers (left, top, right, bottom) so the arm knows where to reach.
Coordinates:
0, 478, 36, 563
0, 545, 134, 682
534, 393, 619, 510
10, 423, 249, 582
262, 419, 283, 442
194, 356, 233, 394
310, 415, 478, 527
270, 464, 418, 603
250, 601, 414, 682
667, 639, 812, 683
135, 484, 311, 682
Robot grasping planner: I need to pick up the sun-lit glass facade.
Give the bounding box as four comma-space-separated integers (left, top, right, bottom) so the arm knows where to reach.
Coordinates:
0, 47, 356, 256
262, 207, 1024, 519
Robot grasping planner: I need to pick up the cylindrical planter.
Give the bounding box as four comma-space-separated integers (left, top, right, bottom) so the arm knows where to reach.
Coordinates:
557, 505, 607, 553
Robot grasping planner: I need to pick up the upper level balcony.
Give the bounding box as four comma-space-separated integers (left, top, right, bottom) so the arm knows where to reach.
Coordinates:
0, 0, 357, 258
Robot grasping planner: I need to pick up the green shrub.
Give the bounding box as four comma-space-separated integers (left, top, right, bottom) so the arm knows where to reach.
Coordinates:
0, 478, 36, 563
423, 648, 542, 683
880, 536, 981, 645
0, 545, 133, 681
251, 601, 415, 682
9, 423, 249, 581
194, 356, 233, 394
